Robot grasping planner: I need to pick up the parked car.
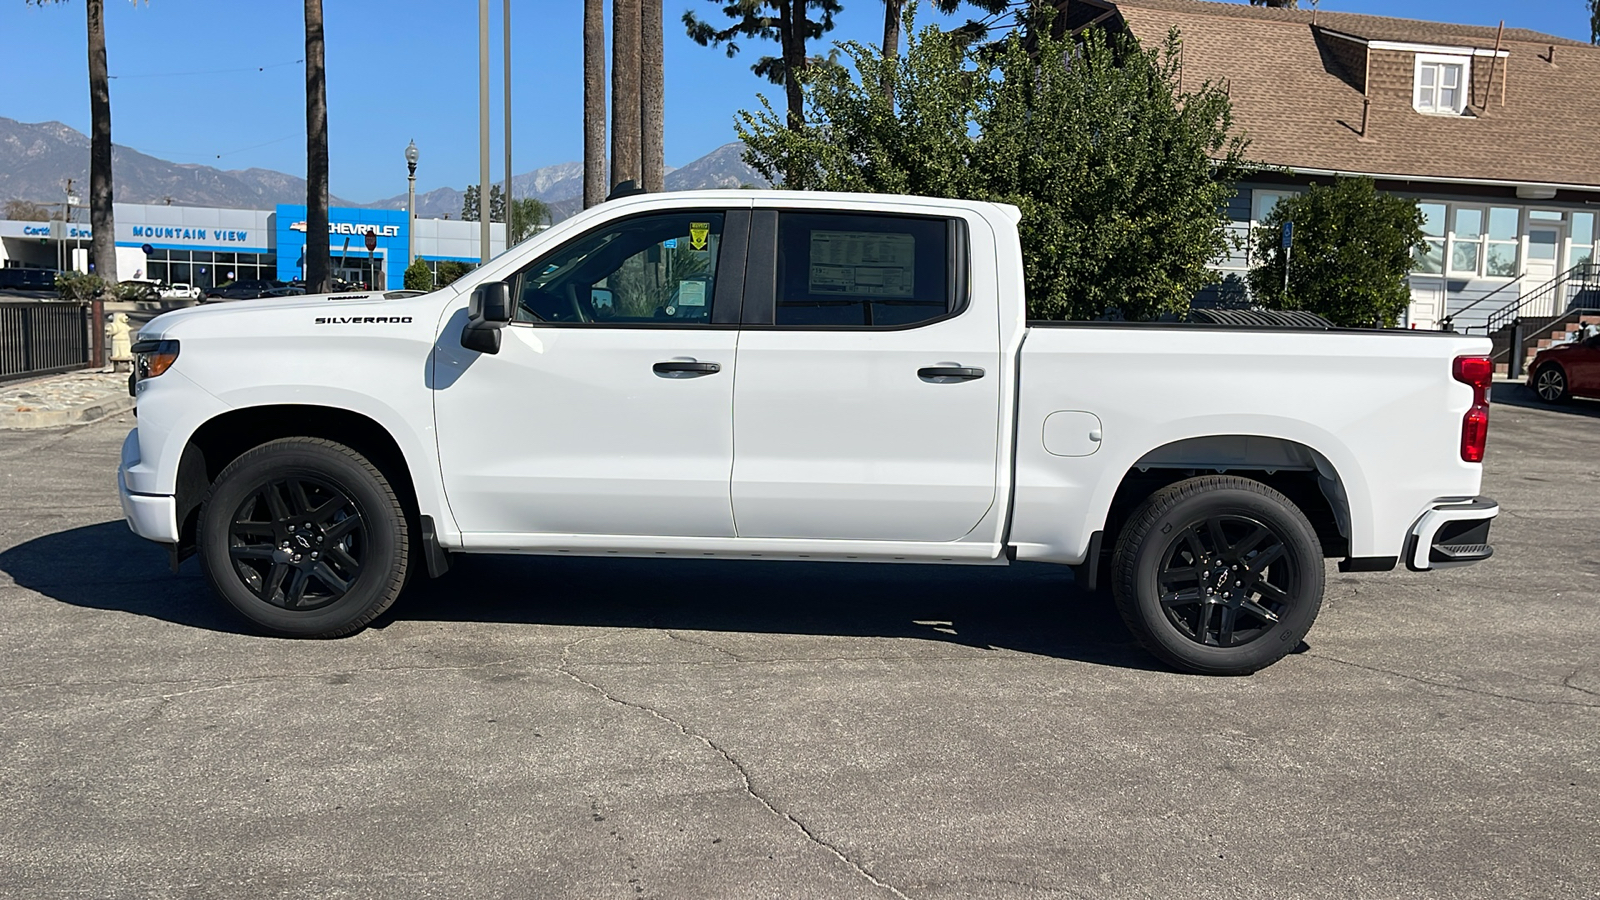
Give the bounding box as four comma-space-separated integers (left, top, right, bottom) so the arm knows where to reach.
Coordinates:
204, 279, 286, 302
261, 286, 307, 298
159, 283, 202, 301
0, 267, 60, 293
119, 190, 1500, 675
1528, 322, 1600, 402
117, 279, 164, 300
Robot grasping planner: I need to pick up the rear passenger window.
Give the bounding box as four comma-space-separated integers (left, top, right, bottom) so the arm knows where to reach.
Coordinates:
775, 212, 956, 327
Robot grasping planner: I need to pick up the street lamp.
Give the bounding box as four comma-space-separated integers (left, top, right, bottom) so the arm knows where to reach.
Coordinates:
405, 139, 419, 272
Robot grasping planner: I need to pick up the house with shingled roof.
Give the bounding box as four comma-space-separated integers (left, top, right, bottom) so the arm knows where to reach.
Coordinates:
1058, 0, 1600, 345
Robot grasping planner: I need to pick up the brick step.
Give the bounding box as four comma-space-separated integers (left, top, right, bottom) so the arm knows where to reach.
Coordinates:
1494, 363, 1510, 377
1581, 315, 1600, 326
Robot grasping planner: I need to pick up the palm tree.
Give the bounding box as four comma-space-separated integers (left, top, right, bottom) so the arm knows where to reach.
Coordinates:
304, 0, 331, 293
641, 0, 664, 192
583, 0, 606, 207
29, 0, 122, 284
611, 0, 642, 190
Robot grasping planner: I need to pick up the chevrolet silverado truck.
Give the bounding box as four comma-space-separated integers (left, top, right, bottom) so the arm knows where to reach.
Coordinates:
118, 190, 1499, 675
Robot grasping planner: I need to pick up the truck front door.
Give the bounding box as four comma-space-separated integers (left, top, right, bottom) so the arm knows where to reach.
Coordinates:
434, 209, 747, 538
730, 209, 1002, 542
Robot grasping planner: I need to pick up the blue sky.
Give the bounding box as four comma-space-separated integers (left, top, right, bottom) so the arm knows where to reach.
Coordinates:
1, 0, 1592, 203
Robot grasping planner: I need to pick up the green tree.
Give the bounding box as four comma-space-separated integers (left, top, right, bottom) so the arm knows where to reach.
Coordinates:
1590, 0, 1599, 44
1247, 178, 1425, 327
683, 0, 843, 135
435, 259, 474, 287
461, 184, 507, 223
739, 15, 1249, 320
1249, 0, 1297, 7
403, 257, 433, 291
29, 0, 135, 284
508, 196, 551, 244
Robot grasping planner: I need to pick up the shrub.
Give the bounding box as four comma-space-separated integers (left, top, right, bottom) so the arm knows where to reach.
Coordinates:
1248, 178, 1426, 327
404, 258, 434, 292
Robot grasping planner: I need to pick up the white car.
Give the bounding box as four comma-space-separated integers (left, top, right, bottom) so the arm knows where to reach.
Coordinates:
157, 282, 201, 301
117, 190, 1499, 674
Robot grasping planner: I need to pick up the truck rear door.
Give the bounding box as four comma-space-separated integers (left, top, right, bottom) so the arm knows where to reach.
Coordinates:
730, 208, 1002, 542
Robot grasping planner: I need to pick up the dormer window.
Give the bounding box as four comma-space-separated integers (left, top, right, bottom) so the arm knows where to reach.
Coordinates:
1415, 54, 1470, 115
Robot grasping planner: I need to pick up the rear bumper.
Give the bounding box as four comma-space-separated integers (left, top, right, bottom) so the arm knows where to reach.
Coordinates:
119, 429, 179, 543
1406, 497, 1498, 571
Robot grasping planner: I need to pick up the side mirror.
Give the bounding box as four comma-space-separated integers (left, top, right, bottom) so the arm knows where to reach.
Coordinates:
590, 287, 615, 316
469, 282, 514, 324
461, 282, 512, 354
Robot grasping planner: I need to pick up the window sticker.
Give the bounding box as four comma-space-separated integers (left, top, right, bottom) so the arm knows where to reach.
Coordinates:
675, 280, 707, 307
807, 230, 914, 297
689, 223, 710, 251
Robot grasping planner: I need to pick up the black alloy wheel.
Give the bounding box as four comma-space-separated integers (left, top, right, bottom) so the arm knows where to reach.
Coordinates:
199, 438, 408, 637
1534, 364, 1569, 403
1112, 476, 1325, 675
226, 476, 366, 611
1155, 515, 1298, 649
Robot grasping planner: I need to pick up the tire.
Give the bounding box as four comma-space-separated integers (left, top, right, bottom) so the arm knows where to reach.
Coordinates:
1533, 363, 1570, 403
1111, 476, 1324, 676
197, 438, 409, 637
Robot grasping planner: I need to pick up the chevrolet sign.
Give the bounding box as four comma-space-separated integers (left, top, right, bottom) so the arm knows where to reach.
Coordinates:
291, 221, 401, 237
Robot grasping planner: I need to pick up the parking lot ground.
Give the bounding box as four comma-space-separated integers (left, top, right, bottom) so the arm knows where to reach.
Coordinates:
0, 385, 1596, 899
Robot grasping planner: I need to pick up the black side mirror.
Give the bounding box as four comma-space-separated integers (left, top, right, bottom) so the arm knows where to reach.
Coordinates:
461, 282, 512, 354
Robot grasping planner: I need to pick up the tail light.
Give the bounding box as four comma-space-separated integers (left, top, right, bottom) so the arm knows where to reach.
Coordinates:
1453, 355, 1492, 462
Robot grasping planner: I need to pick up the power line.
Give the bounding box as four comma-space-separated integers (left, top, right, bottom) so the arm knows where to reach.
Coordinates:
109, 58, 304, 80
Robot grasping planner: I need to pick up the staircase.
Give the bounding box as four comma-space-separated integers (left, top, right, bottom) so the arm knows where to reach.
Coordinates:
1448, 263, 1600, 378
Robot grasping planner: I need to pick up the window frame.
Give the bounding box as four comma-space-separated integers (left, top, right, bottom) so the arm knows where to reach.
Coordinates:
1414, 54, 1470, 116
499, 208, 749, 329
740, 208, 971, 331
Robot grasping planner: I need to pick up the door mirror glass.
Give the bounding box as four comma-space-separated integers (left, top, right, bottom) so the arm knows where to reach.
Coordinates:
469, 282, 514, 324
589, 287, 615, 317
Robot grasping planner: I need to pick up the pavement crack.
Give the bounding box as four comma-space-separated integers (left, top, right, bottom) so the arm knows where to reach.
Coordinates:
560, 635, 912, 900
1307, 653, 1600, 709
1561, 668, 1600, 698
662, 629, 748, 662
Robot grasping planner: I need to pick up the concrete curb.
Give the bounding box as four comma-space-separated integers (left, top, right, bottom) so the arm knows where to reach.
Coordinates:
0, 392, 134, 430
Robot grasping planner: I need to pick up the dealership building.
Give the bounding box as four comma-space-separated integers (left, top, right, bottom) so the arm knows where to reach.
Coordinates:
0, 202, 508, 291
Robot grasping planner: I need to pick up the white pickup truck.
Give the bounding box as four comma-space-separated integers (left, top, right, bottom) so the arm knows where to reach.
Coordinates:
118, 190, 1499, 674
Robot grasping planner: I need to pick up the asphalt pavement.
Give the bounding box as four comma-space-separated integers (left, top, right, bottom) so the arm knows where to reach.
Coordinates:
0, 384, 1595, 899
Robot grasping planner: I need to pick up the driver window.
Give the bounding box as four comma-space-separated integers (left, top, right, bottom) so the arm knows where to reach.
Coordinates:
509, 212, 724, 325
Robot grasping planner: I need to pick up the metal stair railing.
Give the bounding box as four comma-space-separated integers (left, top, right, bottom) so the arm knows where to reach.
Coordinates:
1438, 273, 1525, 333
1484, 262, 1600, 336
1493, 305, 1600, 375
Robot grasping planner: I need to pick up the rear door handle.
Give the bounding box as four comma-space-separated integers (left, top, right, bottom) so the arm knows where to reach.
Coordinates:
653, 360, 722, 377
918, 366, 985, 381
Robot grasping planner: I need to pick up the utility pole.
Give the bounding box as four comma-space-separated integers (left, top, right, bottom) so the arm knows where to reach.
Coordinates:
478, 0, 492, 264
503, 0, 513, 247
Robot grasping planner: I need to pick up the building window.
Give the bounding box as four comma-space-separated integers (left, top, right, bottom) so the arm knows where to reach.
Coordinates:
1485, 207, 1520, 277
1414, 55, 1469, 115
1449, 207, 1483, 274
1570, 213, 1595, 268
1415, 203, 1446, 275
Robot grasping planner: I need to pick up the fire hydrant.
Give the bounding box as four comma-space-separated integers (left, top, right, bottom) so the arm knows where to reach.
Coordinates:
107, 312, 133, 372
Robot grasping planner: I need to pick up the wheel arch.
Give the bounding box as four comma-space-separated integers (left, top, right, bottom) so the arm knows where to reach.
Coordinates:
175, 404, 425, 556
1100, 434, 1354, 563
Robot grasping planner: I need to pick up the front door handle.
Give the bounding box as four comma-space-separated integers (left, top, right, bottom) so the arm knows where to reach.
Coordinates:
653, 360, 722, 377
918, 366, 985, 381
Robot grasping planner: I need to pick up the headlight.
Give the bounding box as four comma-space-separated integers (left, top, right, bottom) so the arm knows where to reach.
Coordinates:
132, 339, 180, 380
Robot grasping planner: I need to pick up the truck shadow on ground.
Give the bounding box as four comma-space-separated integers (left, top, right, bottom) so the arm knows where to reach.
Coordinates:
1492, 381, 1600, 418
1, 521, 1166, 672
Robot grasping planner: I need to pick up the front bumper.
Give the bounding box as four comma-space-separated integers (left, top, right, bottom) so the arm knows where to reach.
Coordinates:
119, 429, 179, 543
1406, 497, 1498, 571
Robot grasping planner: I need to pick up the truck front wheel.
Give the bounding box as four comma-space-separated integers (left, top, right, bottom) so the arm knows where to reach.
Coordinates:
1111, 476, 1324, 675
197, 438, 409, 637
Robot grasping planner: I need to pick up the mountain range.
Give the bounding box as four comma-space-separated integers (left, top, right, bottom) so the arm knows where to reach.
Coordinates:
0, 115, 766, 221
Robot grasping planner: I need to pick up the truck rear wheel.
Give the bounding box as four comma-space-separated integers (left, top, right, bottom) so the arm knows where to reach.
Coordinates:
1111, 476, 1324, 675
197, 438, 409, 637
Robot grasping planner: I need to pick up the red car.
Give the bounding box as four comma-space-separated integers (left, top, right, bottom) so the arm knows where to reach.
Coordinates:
1529, 323, 1600, 402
